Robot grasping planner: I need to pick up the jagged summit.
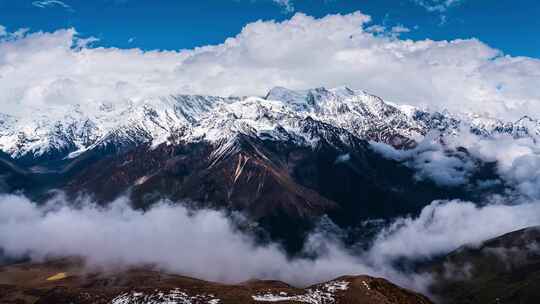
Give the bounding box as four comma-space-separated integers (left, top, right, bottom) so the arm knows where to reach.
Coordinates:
0, 86, 538, 166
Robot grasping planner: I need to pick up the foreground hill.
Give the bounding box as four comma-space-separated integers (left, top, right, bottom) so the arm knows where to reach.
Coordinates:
0, 258, 433, 304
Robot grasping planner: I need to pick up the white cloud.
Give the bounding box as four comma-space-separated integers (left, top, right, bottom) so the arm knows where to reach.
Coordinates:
391, 25, 411, 34
446, 132, 540, 199
412, 0, 463, 12
0, 25, 6, 37
367, 24, 412, 39
372, 128, 540, 197
366, 24, 386, 34
32, 0, 72, 10
0, 194, 426, 290
369, 199, 540, 262
370, 133, 477, 187
272, 0, 294, 12
0, 12, 539, 120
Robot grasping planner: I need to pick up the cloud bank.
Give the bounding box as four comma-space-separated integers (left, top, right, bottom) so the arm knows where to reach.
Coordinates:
0, 193, 539, 293
453, 134, 540, 199
370, 127, 540, 199
0, 12, 539, 120
0, 194, 387, 287
370, 133, 477, 187
370, 199, 540, 262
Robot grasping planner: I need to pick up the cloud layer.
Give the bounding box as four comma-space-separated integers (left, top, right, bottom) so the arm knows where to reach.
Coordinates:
444, 131, 540, 199
0, 12, 539, 119
0, 193, 539, 293
0, 194, 383, 286
370, 133, 477, 187
370, 199, 540, 262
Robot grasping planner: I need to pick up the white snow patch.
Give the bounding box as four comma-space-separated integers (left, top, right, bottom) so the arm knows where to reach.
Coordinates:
252, 280, 349, 303
110, 288, 221, 304
134, 175, 152, 186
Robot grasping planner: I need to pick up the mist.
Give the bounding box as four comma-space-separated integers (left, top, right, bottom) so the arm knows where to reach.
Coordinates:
1, 192, 539, 294
370, 133, 477, 187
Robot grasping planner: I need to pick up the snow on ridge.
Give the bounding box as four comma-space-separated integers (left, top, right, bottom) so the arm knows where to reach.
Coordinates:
110, 288, 220, 304
252, 280, 350, 304
0, 86, 538, 162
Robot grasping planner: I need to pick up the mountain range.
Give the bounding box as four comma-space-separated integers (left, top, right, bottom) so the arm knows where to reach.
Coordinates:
1, 86, 523, 248
1, 86, 540, 303
1, 86, 539, 169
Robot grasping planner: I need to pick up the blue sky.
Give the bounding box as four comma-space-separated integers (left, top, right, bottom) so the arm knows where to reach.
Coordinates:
0, 0, 538, 57
1, 0, 539, 120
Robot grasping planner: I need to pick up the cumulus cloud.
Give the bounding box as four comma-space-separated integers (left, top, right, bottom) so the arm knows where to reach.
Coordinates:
0, 12, 539, 120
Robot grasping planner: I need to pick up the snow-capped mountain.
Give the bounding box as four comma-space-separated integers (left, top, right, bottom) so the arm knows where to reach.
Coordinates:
0, 86, 538, 166
0, 86, 515, 255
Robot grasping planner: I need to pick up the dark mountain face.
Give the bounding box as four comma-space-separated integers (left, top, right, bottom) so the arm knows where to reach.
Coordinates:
0, 108, 504, 255
49, 123, 500, 253
427, 226, 540, 304
0, 151, 29, 193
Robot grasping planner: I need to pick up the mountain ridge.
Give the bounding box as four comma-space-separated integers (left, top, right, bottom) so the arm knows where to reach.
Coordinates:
1, 86, 538, 169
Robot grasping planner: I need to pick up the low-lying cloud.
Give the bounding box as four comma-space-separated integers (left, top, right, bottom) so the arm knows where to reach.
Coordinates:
1, 192, 539, 294
370, 133, 477, 187
371, 128, 540, 198
447, 132, 540, 199
0, 194, 381, 286
370, 199, 540, 262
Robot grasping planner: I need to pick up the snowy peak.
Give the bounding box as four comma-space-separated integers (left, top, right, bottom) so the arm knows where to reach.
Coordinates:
265, 86, 371, 112
0, 86, 539, 165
